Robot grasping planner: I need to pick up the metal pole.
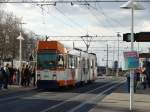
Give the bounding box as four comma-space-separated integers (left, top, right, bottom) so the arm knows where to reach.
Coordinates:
130, 7, 134, 111
138, 42, 139, 53
19, 39, 22, 85
17, 32, 24, 85
106, 44, 109, 75
117, 33, 120, 77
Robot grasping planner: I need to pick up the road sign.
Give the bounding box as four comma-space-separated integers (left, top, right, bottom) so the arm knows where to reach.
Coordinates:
123, 51, 139, 69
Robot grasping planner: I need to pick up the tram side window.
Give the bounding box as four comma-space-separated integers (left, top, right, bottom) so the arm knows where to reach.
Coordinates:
91, 60, 93, 68
69, 55, 74, 68
92, 60, 95, 68
94, 56, 97, 67
77, 57, 80, 68
82, 58, 86, 68
87, 59, 90, 69
68, 56, 79, 68
85, 59, 88, 68
63, 54, 67, 68
74, 56, 78, 68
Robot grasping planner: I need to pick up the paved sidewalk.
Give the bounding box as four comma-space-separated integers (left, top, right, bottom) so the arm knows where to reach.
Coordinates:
89, 83, 150, 112
0, 85, 35, 95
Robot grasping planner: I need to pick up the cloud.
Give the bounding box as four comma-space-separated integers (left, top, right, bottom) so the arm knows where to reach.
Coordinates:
3, 1, 150, 66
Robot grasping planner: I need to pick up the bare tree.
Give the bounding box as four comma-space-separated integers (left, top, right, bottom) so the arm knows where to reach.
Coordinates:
0, 9, 36, 62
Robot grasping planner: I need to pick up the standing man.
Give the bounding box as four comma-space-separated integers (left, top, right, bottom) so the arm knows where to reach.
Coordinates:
143, 61, 150, 88
24, 65, 30, 87
21, 64, 26, 86
0, 65, 4, 90
3, 63, 10, 89
126, 71, 130, 92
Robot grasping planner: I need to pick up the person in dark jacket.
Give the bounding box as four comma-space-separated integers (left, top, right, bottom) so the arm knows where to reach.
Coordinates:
3, 64, 10, 89
0, 66, 4, 90
21, 64, 26, 86
31, 67, 36, 87
143, 61, 150, 88
24, 65, 30, 87
126, 71, 137, 93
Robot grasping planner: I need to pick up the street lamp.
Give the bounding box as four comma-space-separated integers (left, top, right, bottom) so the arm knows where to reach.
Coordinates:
120, 0, 144, 111
17, 32, 24, 85
117, 32, 121, 77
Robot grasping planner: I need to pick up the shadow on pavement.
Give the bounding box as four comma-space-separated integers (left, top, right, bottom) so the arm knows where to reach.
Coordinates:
114, 82, 150, 95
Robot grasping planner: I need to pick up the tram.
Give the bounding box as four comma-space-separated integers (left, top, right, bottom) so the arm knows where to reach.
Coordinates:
36, 40, 97, 89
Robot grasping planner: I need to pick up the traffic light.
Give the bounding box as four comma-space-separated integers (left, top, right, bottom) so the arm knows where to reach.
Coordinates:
123, 33, 136, 42
123, 33, 130, 42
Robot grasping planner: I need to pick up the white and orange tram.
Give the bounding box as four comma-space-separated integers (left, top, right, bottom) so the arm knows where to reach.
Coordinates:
36, 41, 97, 89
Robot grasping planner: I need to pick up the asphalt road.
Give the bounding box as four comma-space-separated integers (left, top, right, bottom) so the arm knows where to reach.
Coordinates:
0, 78, 124, 112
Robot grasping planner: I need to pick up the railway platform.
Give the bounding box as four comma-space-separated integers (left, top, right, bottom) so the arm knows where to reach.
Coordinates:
89, 83, 150, 112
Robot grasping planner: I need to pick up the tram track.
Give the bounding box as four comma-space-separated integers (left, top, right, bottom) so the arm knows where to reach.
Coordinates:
0, 79, 124, 112
68, 82, 123, 112
0, 78, 109, 103
40, 80, 124, 112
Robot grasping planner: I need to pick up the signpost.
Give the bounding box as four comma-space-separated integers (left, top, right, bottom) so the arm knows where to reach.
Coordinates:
123, 51, 139, 69
120, 0, 144, 111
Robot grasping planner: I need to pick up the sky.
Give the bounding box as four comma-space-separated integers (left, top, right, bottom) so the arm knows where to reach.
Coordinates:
2, 0, 150, 67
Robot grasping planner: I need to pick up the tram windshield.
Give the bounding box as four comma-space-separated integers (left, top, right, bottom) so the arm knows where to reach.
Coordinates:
37, 52, 65, 69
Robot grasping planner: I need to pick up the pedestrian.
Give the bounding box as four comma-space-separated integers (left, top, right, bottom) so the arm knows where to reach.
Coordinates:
3, 63, 10, 89
126, 70, 137, 93
8, 65, 14, 85
31, 67, 36, 87
0, 66, 4, 90
16, 68, 20, 85
12, 68, 17, 84
24, 65, 30, 87
21, 64, 26, 86
134, 70, 138, 93
141, 74, 147, 89
140, 67, 147, 89
135, 69, 141, 89
143, 61, 150, 88
126, 71, 130, 92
